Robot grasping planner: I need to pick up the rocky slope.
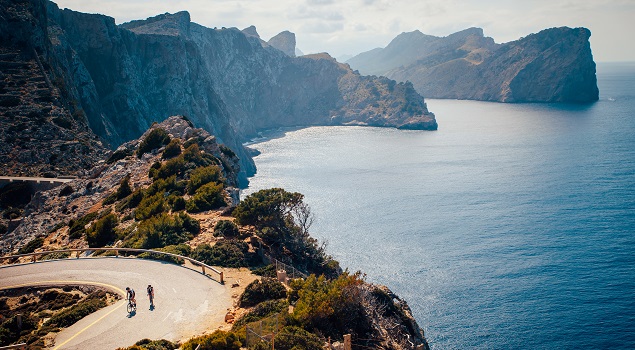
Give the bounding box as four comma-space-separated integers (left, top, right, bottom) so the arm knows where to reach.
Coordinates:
0, 2, 436, 185
0, 0, 107, 177
348, 27, 599, 103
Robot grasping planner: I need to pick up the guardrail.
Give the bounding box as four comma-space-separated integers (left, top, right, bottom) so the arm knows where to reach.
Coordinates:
0, 247, 223, 284
0, 343, 26, 350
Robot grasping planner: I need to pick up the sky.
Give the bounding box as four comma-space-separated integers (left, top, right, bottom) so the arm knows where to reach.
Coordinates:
52, 0, 634, 62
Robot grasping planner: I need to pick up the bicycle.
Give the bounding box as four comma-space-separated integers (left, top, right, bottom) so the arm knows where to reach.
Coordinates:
127, 298, 136, 313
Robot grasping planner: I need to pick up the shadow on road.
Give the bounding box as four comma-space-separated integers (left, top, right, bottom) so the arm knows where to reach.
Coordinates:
127, 310, 136, 318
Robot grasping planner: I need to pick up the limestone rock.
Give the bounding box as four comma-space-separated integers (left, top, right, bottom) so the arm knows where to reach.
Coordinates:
267, 30, 296, 57
348, 27, 599, 103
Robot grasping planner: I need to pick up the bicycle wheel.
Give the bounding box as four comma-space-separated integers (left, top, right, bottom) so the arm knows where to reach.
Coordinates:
127, 302, 133, 313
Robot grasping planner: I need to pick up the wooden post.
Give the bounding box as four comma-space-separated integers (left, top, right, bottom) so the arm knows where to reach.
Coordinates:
202, 265, 205, 275
220, 271, 224, 284
343, 334, 351, 350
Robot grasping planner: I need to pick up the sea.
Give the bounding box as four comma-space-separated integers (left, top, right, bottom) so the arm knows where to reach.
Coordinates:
241, 62, 635, 349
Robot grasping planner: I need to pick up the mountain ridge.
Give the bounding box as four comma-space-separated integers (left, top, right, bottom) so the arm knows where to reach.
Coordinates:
347, 26, 599, 103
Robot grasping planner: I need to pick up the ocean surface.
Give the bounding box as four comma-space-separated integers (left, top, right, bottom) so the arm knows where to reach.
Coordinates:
241, 62, 635, 349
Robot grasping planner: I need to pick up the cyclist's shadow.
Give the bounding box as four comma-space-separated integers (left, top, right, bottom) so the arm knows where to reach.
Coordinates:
127, 309, 136, 318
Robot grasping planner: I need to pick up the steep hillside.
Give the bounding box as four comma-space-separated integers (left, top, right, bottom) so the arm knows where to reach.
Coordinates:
348, 27, 599, 103
0, 0, 107, 177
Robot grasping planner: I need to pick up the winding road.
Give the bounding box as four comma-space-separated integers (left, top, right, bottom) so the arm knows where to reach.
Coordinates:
0, 257, 232, 349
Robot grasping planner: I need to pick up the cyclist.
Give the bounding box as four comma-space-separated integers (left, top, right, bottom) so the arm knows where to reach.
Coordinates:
125, 287, 136, 308
147, 284, 154, 306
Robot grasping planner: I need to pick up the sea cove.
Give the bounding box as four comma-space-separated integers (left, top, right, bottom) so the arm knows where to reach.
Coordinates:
242, 63, 635, 349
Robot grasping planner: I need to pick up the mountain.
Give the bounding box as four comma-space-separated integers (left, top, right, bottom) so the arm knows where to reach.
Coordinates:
0, 0, 437, 186
347, 27, 599, 103
267, 30, 296, 57
0, 0, 107, 177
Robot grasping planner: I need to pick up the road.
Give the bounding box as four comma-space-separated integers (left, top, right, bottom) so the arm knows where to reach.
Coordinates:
0, 257, 232, 349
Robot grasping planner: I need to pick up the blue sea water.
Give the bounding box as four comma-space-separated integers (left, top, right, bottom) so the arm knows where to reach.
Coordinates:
242, 62, 635, 349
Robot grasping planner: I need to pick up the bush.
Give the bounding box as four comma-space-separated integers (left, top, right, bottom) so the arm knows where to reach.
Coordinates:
214, 220, 239, 237
251, 264, 277, 278
268, 326, 323, 350
86, 213, 118, 248
238, 278, 287, 308
59, 185, 74, 197
186, 182, 226, 213
44, 292, 107, 328
219, 144, 236, 158
103, 175, 133, 205
154, 157, 186, 180
125, 213, 199, 249
168, 195, 186, 212
119, 339, 177, 350
181, 330, 241, 350
116, 189, 144, 212
187, 166, 223, 194
291, 272, 369, 338
138, 243, 192, 265
18, 237, 44, 254
135, 193, 166, 221
68, 212, 98, 239
192, 240, 251, 268
107, 148, 133, 164
232, 299, 288, 330
137, 128, 170, 158
162, 139, 182, 159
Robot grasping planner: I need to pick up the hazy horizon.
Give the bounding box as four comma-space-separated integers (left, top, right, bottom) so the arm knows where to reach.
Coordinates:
52, 0, 634, 63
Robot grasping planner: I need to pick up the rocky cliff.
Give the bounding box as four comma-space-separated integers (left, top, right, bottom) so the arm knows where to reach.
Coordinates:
348, 27, 599, 103
0, 1, 436, 185
0, 0, 107, 177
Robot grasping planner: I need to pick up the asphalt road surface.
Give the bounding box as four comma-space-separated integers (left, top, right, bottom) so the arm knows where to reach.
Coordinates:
0, 257, 231, 349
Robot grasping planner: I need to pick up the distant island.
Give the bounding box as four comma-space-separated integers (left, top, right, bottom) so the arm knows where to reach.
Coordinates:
347, 27, 599, 103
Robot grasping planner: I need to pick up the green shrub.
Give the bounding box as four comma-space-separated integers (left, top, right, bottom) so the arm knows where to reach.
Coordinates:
186, 182, 226, 213
232, 299, 288, 330
135, 193, 166, 221
251, 264, 277, 278
59, 185, 74, 197
162, 139, 182, 159
44, 292, 107, 328
125, 213, 199, 249
119, 338, 177, 350
168, 194, 186, 212
291, 272, 370, 338
103, 175, 133, 205
18, 237, 44, 254
86, 213, 118, 248
219, 144, 236, 158
116, 188, 144, 212
181, 330, 241, 350
192, 240, 251, 268
107, 148, 133, 164
267, 326, 323, 350
68, 211, 98, 239
154, 157, 186, 180
238, 278, 287, 308
214, 220, 239, 238
187, 166, 223, 194
146, 176, 177, 197
137, 128, 170, 158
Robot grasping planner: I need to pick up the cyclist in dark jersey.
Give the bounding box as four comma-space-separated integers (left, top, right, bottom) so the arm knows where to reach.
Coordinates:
126, 287, 136, 307
147, 285, 154, 306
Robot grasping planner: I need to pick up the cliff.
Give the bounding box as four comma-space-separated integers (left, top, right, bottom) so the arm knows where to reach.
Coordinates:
348, 27, 599, 103
0, 0, 107, 177
0, 2, 436, 185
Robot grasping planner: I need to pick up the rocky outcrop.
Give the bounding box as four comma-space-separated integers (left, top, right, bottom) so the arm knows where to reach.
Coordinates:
348, 27, 599, 103
1, 116, 240, 254
267, 30, 296, 57
0, 0, 107, 177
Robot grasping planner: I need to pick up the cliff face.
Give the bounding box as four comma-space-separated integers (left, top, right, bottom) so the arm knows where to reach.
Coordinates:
24, 4, 435, 184
348, 27, 599, 103
0, 0, 107, 177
